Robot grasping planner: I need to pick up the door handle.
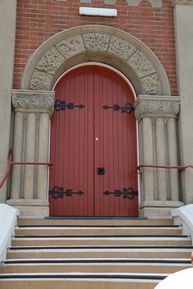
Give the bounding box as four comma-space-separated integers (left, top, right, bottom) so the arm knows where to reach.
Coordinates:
97, 167, 105, 175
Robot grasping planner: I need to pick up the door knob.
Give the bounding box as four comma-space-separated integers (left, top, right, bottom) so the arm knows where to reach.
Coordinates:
97, 167, 105, 175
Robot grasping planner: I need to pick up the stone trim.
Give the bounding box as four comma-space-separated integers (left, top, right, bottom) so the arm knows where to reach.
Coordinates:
172, 0, 193, 6
21, 25, 170, 96
12, 89, 55, 112
66, 0, 163, 7
135, 95, 180, 120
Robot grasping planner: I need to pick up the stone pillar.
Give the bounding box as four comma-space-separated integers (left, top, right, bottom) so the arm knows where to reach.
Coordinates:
135, 95, 183, 217
173, 0, 193, 204
0, 0, 17, 202
7, 90, 55, 217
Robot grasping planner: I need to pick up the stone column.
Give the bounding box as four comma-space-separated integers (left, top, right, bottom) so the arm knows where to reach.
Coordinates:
7, 90, 55, 217
156, 118, 167, 201
173, 0, 193, 204
167, 117, 179, 201
135, 95, 183, 217
0, 0, 17, 202
11, 112, 24, 199
37, 113, 50, 200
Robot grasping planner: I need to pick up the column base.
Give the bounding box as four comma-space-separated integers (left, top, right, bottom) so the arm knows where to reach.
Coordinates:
6, 199, 49, 218
140, 200, 184, 218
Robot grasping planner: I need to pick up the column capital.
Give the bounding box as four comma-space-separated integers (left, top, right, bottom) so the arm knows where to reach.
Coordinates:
12, 89, 55, 113
172, 0, 193, 6
134, 95, 180, 120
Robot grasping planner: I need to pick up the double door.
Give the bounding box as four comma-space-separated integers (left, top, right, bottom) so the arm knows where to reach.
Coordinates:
49, 65, 138, 216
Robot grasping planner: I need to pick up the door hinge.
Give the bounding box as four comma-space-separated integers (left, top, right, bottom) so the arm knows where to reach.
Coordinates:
49, 186, 84, 198
102, 102, 134, 114
54, 100, 85, 111
103, 187, 138, 199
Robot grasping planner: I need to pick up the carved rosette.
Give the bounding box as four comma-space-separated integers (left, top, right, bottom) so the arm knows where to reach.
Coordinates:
12, 90, 55, 112
135, 96, 180, 120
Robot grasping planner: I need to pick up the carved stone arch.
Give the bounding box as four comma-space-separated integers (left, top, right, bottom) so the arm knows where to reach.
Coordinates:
21, 25, 171, 96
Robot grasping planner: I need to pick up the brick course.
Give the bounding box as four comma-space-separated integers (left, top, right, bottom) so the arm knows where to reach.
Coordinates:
14, 0, 177, 95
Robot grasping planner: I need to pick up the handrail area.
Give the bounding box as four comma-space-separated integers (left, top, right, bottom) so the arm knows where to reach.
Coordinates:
137, 164, 193, 171
0, 151, 52, 190
0, 152, 12, 189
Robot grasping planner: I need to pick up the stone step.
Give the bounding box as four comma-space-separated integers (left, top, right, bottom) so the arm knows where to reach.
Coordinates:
6, 247, 193, 260
17, 218, 174, 227
11, 236, 191, 247
15, 226, 183, 237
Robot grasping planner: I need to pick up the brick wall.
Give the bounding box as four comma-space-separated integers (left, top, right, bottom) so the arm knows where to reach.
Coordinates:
14, 0, 177, 95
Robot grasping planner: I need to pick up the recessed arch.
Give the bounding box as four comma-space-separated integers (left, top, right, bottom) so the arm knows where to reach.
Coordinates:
21, 25, 171, 96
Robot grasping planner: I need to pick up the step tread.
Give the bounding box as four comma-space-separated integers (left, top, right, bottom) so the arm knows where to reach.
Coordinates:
8, 245, 193, 250
0, 272, 168, 280
3, 258, 192, 264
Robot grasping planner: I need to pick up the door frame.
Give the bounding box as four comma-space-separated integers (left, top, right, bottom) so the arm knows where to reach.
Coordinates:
51, 62, 140, 212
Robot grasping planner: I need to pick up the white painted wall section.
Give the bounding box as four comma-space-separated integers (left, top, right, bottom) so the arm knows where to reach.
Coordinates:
171, 204, 193, 244
0, 204, 19, 261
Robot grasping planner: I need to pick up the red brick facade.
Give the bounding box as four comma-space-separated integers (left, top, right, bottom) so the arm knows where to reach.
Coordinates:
14, 0, 177, 95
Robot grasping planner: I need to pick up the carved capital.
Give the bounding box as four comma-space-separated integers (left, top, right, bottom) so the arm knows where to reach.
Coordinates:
12, 89, 55, 112
135, 95, 180, 120
172, 0, 193, 6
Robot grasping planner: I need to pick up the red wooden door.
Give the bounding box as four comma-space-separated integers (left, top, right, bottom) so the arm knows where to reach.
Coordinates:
49, 65, 138, 216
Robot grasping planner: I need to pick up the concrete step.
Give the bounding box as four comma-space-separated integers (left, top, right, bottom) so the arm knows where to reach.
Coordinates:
0, 276, 160, 289
17, 218, 174, 227
15, 226, 183, 237
6, 247, 193, 260
11, 236, 192, 247
1, 218, 191, 289
1, 258, 191, 274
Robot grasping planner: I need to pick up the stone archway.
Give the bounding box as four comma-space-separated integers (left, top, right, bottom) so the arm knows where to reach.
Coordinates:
9, 25, 183, 218
21, 25, 170, 95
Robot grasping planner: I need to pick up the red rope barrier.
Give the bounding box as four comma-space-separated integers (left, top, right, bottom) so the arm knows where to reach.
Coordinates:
0, 152, 12, 189
0, 153, 52, 189
11, 161, 52, 166
137, 164, 193, 171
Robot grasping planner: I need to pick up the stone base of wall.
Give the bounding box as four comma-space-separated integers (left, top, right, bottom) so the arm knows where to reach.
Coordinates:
140, 201, 184, 218
6, 199, 49, 218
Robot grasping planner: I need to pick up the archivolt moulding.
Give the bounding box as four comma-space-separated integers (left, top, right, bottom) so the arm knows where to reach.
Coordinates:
21, 25, 171, 96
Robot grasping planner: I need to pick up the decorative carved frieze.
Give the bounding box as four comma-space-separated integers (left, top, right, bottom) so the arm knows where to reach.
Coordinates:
108, 36, 136, 60
56, 35, 85, 58
135, 96, 180, 120
12, 90, 55, 111
36, 47, 64, 75
128, 50, 155, 78
83, 33, 110, 51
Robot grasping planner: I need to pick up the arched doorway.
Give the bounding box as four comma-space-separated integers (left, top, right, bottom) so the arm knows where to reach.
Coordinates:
49, 65, 138, 216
